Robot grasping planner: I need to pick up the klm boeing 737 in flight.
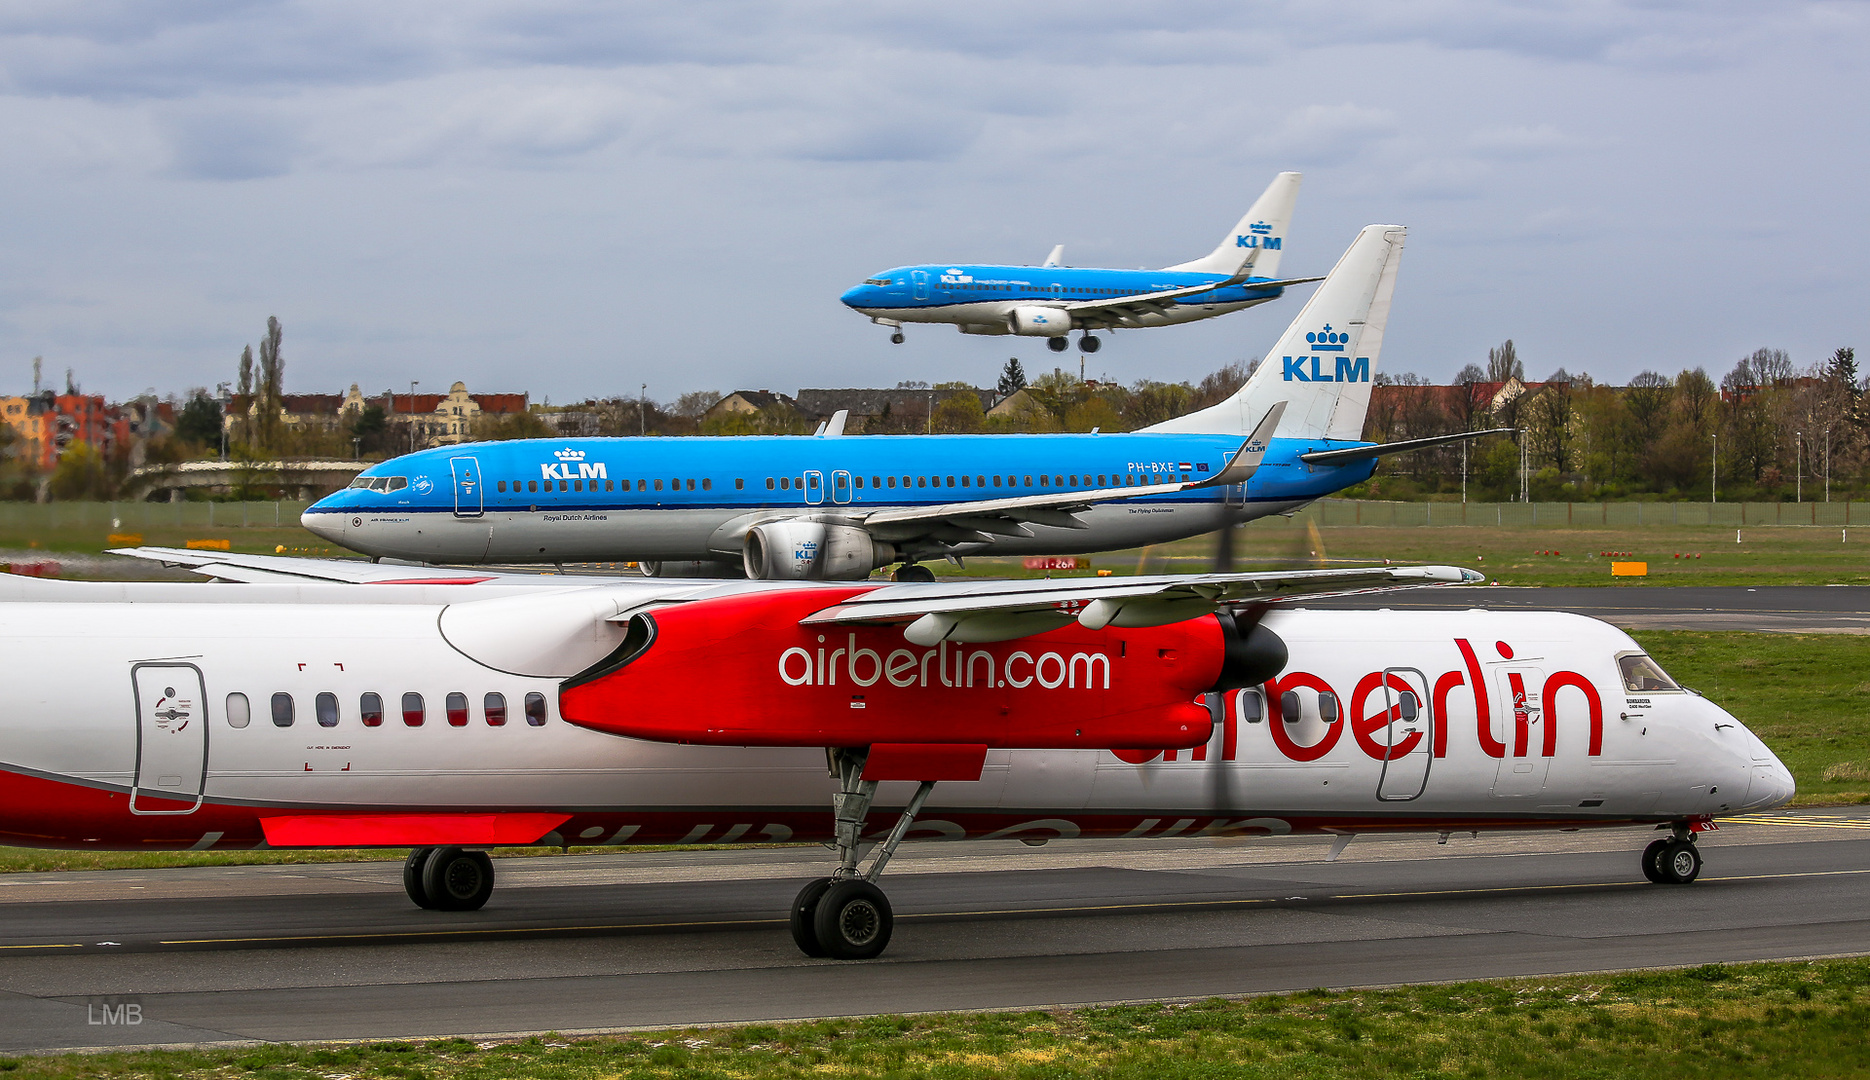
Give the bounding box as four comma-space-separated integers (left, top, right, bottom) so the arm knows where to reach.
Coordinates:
841, 172, 1320, 353
302, 225, 1505, 581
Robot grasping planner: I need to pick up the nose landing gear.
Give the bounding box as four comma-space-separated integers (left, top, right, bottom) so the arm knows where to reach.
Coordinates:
1641, 826, 1703, 884
789, 747, 939, 960
890, 332, 905, 345
403, 846, 496, 910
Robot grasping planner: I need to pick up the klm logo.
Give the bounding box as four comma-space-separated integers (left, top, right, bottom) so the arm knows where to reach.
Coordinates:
1235, 221, 1280, 250
1282, 332, 1368, 383
541, 461, 608, 480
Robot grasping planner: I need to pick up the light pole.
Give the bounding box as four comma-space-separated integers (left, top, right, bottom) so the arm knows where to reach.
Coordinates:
1711, 433, 1717, 506
1796, 430, 1803, 503
640, 384, 647, 436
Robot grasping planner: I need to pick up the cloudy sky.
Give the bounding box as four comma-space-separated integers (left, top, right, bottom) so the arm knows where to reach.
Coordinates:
0, 1, 1864, 404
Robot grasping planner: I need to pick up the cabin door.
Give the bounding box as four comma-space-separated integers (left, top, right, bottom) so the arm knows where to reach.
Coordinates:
802, 470, 825, 506
130, 663, 208, 815
831, 471, 853, 505
1491, 666, 1551, 797
450, 455, 484, 518
1374, 667, 1433, 801
911, 271, 930, 300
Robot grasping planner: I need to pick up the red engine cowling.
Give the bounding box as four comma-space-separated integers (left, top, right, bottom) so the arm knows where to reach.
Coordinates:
558, 588, 1222, 750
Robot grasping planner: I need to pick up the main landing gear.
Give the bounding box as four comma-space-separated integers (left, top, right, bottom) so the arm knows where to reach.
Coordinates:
791, 748, 938, 960
893, 563, 936, 583
1640, 825, 1703, 885
1079, 333, 1100, 353
404, 846, 495, 911
1047, 336, 1069, 352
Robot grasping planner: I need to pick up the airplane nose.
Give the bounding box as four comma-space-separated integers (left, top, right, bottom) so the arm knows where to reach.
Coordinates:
300, 508, 344, 543
840, 285, 867, 308
1743, 753, 1798, 811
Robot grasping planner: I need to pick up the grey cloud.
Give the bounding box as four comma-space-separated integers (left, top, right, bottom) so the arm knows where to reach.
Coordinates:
163, 104, 299, 179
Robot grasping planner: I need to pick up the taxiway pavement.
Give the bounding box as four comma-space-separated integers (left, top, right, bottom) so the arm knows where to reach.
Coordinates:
2, 808, 1866, 1053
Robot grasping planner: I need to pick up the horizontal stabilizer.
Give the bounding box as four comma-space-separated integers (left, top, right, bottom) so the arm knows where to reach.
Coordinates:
1298, 427, 1516, 466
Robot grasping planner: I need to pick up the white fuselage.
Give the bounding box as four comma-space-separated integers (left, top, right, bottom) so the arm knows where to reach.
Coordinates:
0, 581, 1793, 852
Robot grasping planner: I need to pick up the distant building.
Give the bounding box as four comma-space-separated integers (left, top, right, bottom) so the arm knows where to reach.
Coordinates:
705, 390, 800, 422
228, 381, 529, 448
0, 392, 137, 472
704, 387, 999, 432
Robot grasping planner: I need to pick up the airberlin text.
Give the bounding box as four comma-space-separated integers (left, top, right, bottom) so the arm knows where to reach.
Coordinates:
779, 634, 1109, 691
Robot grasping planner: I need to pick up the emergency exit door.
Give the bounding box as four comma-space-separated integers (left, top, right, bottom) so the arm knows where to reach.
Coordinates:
130, 663, 208, 814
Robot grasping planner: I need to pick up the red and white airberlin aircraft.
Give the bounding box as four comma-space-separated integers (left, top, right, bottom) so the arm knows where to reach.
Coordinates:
1, 547, 1794, 960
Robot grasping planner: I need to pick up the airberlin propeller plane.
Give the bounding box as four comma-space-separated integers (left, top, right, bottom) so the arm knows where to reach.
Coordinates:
1, 549, 1794, 960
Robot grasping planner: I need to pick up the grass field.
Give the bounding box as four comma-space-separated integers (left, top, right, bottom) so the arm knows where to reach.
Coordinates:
0, 958, 1863, 1077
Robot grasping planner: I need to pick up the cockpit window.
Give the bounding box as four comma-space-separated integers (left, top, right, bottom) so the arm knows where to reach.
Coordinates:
348, 475, 391, 492
1618, 653, 1681, 693
387, 476, 407, 491
864, 277, 893, 286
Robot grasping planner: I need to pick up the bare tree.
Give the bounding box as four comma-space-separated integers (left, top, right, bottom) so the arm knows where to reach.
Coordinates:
256, 317, 284, 454
1486, 339, 1524, 383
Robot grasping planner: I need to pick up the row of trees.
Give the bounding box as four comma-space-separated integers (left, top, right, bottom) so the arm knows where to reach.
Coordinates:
1359, 341, 1867, 501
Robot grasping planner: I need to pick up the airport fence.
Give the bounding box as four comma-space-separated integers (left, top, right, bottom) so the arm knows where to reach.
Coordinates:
0, 500, 315, 533
1279, 498, 1870, 529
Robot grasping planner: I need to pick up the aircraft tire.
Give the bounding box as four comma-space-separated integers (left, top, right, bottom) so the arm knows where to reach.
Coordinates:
422, 847, 496, 911
790, 877, 835, 958
812, 878, 893, 960
404, 847, 439, 909
1658, 840, 1701, 884
1080, 334, 1101, 353
1640, 839, 1669, 884
890, 332, 905, 345
1047, 336, 1069, 352
894, 564, 936, 583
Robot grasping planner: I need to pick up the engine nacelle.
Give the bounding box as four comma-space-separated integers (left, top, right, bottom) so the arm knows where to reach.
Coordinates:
558, 587, 1223, 750
743, 521, 893, 581
1006, 305, 1072, 336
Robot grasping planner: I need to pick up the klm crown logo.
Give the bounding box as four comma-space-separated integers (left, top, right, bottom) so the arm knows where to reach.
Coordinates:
1235, 221, 1282, 250
554, 448, 586, 462
1281, 324, 1369, 384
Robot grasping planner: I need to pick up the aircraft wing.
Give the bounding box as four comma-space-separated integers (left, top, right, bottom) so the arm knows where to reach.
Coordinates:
799, 563, 1481, 644
106, 546, 591, 586
1063, 274, 1324, 328
857, 404, 1284, 544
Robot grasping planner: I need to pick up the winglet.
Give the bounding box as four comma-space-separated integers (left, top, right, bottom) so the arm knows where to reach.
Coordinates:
1204, 402, 1286, 486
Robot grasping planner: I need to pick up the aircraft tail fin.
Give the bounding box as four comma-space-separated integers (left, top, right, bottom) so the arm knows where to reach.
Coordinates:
1163, 171, 1301, 277
1142, 224, 1406, 441
1042, 244, 1065, 268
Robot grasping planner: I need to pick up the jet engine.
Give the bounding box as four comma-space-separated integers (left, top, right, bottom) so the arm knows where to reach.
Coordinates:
558, 587, 1222, 751
1006, 306, 1072, 337
743, 521, 894, 581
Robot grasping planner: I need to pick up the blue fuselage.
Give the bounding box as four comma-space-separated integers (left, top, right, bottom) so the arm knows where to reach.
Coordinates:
304, 432, 1375, 566
840, 264, 1285, 330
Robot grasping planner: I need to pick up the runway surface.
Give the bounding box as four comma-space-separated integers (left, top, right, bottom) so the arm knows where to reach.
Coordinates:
3, 807, 1867, 1053
1305, 585, 1870, 633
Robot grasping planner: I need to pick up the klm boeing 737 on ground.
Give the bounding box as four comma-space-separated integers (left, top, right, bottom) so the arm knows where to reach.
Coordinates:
303, 225, 1505, 581
841, 172, 1320, 353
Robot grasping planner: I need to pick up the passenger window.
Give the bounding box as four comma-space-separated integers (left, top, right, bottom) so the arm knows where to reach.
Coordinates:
402, 691, 425, 727
226, 692, 250, 729
805, 476, 816, 488
766, 477, 775, 490
946, 476, 955, 487
528, 480, 538, 493
637, 479, 646, 491
1238, 690, 1264, 723
655, 479, 664, 491
855, 476, 865, 489
917, 476, 926, 488
315, 692, 339, 728
779, 477, 788, 490
573, 479, 583, 492
524, 692, 548, 726
1280, 691, 1300, 723
484, 692, 507, 726
607, 479, 615, 491
887, 476, 896, 488
1618, 654, 1681, 692
976, 475, 986, 487
270, 692, 294, 728
497, 480, 507, 493
1054, 475, 1063, 486
992, 475, 1001, 487
1099, 474, 1108, 485
1039, 475, 1048, 487
558, 480, 568, 492
361, 692, 383, 727
735, 478, 744, 490
1320, 693, 1340, 724
445, 692, 469, 727
960, 475, 968, 487
1024, 475, 1032, 486
1398, 691, 1420, 721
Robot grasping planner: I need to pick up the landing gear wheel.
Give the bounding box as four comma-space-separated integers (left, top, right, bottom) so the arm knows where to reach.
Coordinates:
894, 564, 936, 583
812, 879, 893, 960
889, 332, 905, 345
1046, 336, 1069, 353
1079, 334, 1100, 353
1658, 840, 1701, 884
1641, 839, 1669, 884
421, 847, 495, 911
790, 877, 834, 957
404, 846, 438, 909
